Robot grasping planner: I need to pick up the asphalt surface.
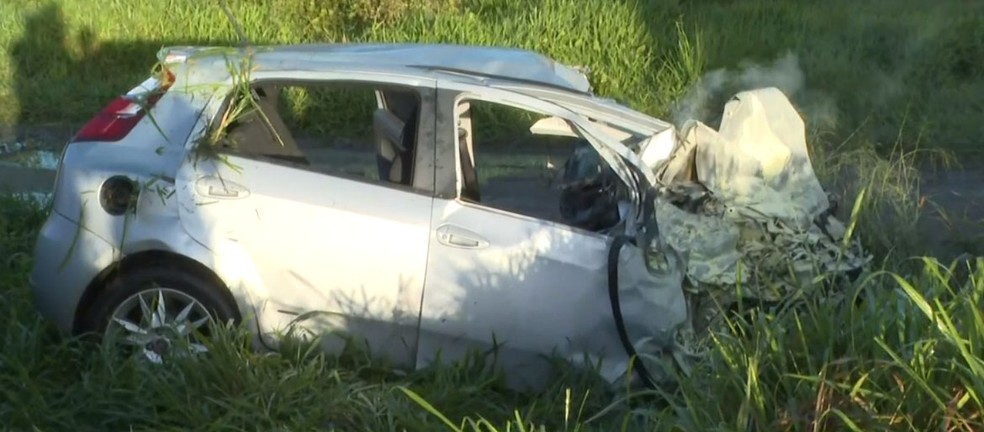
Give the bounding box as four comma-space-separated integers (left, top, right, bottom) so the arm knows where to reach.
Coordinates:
0, 161, 56, 193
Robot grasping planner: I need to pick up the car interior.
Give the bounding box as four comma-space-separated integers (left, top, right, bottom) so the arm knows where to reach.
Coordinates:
218, 83, 421, 188
218, 85, 310, 167
453, 99, 624, 232
371, 89, 419, 186
214, 84, 624, 233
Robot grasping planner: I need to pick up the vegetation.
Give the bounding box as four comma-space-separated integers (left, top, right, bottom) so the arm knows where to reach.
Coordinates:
1, 0, 982, 430
1, 0, 983, 155
2, 193, 982, 431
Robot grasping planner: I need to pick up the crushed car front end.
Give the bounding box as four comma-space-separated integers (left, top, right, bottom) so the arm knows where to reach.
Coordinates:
555, 86, 871, 387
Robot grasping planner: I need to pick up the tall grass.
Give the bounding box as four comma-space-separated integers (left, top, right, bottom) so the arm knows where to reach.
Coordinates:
1, 0, 983, 430
662, 259, 984, 431
3, 193, 982, 429
1, 0, 983, 156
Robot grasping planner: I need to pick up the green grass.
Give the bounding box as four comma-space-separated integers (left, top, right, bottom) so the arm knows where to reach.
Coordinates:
2, 0, 984, 430
2, 195, 983, 430
1, 0, 983, 156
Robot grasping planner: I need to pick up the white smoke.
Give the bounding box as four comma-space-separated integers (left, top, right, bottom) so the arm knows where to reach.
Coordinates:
670, 52, 838, 133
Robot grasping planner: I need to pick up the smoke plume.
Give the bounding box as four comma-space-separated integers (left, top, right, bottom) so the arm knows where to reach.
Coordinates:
670, 52, 838, 134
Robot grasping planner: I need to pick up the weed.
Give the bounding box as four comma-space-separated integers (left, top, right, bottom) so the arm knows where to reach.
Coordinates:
1, 0, 983, 430
3, 0, 982, 157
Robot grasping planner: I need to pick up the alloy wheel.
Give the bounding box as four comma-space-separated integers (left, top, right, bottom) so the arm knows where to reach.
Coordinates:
107, 288, 214, 364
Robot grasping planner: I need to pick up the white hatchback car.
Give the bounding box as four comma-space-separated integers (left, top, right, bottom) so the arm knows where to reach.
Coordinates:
29, 43, 856, 389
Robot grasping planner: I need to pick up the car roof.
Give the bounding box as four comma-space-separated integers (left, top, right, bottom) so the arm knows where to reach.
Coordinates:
159, 43, 594, 94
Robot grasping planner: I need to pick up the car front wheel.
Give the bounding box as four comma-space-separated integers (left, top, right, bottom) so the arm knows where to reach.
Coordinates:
79, 263, 240, 364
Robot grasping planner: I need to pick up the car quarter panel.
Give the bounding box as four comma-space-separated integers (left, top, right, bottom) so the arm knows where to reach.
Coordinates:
48, 88, 209, 231
30, 211, 117, 334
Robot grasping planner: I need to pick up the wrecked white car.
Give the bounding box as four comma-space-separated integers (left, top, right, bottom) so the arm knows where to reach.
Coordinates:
28, 44, 867, 389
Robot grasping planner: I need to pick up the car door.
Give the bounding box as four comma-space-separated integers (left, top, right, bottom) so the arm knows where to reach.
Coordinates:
415, 85, 635, 387
174, 73, 437, 368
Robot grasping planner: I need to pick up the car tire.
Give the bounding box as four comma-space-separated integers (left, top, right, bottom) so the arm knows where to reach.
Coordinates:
77, 261, 240, 360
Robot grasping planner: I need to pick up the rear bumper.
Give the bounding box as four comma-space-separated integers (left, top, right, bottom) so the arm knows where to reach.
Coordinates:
29, 210, 116, 334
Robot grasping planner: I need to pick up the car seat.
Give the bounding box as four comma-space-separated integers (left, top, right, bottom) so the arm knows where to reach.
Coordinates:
373, 109, 408, 184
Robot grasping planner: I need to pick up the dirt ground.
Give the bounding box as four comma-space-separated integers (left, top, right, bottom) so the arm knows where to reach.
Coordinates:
1, 124, 981, 260
914, 168, 984, 258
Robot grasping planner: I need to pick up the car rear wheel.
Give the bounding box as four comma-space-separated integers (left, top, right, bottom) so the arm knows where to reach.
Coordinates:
79, 264, 240, 364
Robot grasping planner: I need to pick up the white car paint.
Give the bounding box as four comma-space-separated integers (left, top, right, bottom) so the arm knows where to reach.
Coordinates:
175, 155, 434, 367
29, 43, 683, 389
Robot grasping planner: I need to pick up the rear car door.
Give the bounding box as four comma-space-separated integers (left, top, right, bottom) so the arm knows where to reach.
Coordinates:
416, 85, 635, 386
174, 73, 437, 367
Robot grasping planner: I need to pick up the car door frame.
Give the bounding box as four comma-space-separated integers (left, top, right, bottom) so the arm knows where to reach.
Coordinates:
429, 83, 647, 206
190, 69, 442, 193
416, 81, 649, 385
175, 68, 440, 367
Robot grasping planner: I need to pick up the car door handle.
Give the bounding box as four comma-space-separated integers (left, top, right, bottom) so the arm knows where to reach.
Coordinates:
436, 224, 489, 249
196, 176, 250, 199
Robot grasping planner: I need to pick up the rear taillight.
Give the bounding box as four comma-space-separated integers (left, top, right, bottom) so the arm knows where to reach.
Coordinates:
74, 69, 175, 142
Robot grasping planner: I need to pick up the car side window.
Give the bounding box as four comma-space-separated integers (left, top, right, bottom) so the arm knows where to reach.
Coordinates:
215, 82, 422, 189
455, 99, 625, 232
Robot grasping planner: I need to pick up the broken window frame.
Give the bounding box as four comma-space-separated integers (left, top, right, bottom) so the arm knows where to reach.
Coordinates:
442, 86, 643, 236
488, 84, 673, 144
192, 70, 439, 195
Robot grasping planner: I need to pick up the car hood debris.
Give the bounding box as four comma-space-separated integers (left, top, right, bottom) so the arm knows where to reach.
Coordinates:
607, 87, 870, 387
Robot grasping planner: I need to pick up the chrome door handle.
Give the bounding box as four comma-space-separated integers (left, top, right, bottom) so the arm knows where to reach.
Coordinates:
449, 235, 479, 247
436, 224, 489, 249
196, 176, 250, 199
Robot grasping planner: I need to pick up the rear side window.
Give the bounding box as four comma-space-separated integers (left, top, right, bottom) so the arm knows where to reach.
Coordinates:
212, 82, 422, 189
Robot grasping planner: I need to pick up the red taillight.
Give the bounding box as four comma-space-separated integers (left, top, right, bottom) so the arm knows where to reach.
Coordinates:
73, 98, 145, 142
74, 70, 175, 142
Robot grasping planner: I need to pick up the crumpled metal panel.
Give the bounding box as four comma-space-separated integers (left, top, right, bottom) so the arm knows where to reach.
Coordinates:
611, 237, 689, 385
651, 88, 870, 291
626, 88, 871, 385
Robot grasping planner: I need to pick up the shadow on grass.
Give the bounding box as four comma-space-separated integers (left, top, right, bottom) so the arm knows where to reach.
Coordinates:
9, 3, 226, 130
3, 3, 651, 430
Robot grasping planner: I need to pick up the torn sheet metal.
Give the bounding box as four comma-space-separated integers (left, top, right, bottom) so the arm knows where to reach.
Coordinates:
610, 236, 689, 386
613, 88, 871, 386
650, 88, 870, 301
658, 87, 830, 226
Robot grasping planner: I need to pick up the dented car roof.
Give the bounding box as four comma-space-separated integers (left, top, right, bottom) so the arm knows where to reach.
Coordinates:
159, 43, 595, 94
